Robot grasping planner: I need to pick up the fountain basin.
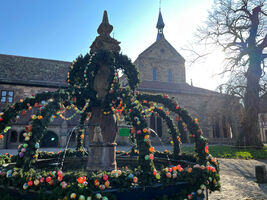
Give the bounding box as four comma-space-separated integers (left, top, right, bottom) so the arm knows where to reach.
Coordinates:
29, 156, 196, 170
0, 182, 205, 200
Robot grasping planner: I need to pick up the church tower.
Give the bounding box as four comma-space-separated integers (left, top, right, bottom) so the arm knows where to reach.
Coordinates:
134, 10, 186, 84
156, 10, 165, 40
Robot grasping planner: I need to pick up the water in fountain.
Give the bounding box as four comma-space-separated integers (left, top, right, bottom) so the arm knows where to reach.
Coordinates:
51, 123, 99, 169
51, 126, 79, 170
148, 128, 171, 164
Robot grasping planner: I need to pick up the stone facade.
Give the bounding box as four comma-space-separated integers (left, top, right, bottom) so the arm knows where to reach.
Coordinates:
0, 49, 240, 148
128, 36, 241, 145
135, 38, 185, 83
0, 55, 80, 149
259, 93, 267, 142
0, 82, 81, 149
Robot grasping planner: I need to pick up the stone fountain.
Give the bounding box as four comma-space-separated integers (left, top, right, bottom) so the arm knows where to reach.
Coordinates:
0, 10, 219, 200
86, 11, 120, 170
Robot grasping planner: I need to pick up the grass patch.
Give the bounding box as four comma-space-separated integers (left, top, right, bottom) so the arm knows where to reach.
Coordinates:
181, 145, 267, 160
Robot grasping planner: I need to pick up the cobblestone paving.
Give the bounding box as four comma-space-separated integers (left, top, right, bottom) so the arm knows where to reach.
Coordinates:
209, 159, 267, 200
1, 147, 267, 199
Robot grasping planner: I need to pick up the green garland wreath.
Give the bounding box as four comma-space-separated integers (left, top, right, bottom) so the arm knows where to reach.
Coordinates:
0, 50, 217, 181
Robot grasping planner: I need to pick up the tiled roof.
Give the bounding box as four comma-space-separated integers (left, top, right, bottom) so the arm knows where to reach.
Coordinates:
138, 81, 219, 96
0, 54, 71, 87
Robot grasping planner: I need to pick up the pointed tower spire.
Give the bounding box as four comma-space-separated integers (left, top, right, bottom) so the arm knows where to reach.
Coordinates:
156, 10, 165, 41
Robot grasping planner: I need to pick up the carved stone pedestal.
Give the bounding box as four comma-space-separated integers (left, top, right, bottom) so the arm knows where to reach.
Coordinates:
87, 143, 117, 171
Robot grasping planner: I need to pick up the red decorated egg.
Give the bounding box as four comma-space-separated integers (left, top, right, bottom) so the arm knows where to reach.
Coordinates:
77, 177, 84, 184
58, 175, 63, 182
28, 180, 33, 186
103, 174, 108, 181
46, 176, 51, 183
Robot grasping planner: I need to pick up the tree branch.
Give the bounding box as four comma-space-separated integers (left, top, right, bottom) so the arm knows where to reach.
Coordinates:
258, 34, 267, 50
246, 5, 262, 47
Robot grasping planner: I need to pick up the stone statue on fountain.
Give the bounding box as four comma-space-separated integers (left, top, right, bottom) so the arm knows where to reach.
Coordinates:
92, 126, 103, 143
86, 10, 120, 171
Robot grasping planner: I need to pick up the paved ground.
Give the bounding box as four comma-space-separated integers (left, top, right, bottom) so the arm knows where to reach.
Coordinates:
1, 146, 267, 199
209, 159, 267, 200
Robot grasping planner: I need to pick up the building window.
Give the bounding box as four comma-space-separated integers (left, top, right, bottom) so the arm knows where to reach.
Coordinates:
157, 117, 162, 137
149, 113, 162, 137
19, 131, 26, 143
1, 91, 6, 102
10, 131, 18, 143
70, 132, 76, 142
168, 69, 172, 82
153, 69, 157, 80
1, 90, 14, 103
40, 131, 59, 147
212, 118, 220, 138
150, 114, 156, 130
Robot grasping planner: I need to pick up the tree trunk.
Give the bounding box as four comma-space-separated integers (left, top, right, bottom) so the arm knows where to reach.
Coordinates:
239, 51, 263, 147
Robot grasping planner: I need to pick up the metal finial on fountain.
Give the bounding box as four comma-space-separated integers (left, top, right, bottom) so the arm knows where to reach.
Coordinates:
90, 10, 121, 53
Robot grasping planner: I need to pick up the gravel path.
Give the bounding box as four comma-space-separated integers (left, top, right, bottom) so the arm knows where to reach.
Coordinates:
209, 159, 267, 200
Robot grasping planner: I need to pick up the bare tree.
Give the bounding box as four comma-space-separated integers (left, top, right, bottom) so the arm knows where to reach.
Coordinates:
196, 0, 267, 147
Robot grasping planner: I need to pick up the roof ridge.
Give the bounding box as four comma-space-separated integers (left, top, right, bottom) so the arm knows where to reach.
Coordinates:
135, 38, 185, 62
0, 53, 72, 64
139, 80, 220, 95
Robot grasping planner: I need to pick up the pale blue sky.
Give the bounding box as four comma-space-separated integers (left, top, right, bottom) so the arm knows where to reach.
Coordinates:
0, 0, 225, 90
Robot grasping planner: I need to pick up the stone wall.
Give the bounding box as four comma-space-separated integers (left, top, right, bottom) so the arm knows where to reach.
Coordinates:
136, 57, 185, 83
0, 84, 79, 149
135, 38, 185, 83
259, 113, 267, 142
133, 37, 241, 144
139, 90, 240, 144
0, 84, 57, 104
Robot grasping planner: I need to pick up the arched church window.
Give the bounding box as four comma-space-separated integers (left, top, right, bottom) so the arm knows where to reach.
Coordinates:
10, 130, 18, 143
70, 132, 76, 142
40, 131, 59, 147
150, 113, 156, 131
19, 131, 26, 143
168, 69, 172, 82
157, 117, 162, 137
153, 68, 157, 81
212, 118, 220, 138
149, 113, 162, 137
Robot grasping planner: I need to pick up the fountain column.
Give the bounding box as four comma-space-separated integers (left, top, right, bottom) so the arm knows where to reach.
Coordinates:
86, 10, 120, 170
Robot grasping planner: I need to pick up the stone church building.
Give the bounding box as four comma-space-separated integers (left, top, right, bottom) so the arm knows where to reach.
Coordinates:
120, 11, 241, 145
259, 93, 267, 143
0, 11, 242, 149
